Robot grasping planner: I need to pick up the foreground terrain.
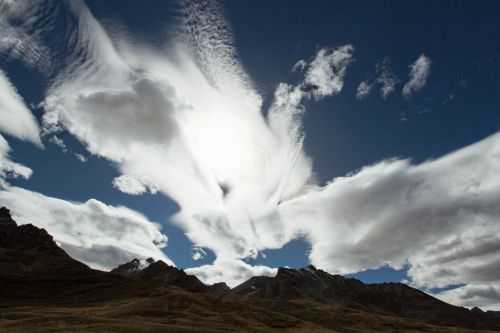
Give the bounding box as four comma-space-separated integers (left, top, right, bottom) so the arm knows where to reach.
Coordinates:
0, 207, 497, 333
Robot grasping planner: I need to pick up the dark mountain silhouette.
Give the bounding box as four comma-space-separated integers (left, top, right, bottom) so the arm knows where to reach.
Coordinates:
111, 257, 208, 292
0, 206, 93, 280
1, 206, 498, 333
231, 265, 496, 329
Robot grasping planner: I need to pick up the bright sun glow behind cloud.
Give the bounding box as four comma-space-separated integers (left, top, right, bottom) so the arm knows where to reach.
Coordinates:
26, 0, 355, 285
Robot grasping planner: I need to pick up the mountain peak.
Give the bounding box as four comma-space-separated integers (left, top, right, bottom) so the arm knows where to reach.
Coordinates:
110, 257, 156, 276
234, 264, 365, 302
142, 259, 171, 274
110, 257, 208, 292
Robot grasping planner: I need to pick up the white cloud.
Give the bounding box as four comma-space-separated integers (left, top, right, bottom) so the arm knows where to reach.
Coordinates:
30, 0, 348, 286
181, 0, 258, 101
303, 45, 354, 99
277, 132, 500, 308
356, 81, 373, 99
5, 1, 256, 282
186, 258, 276, 287
0, 0, 51, 71
24, 1, 357, 286
437, 284, 500, 311
113, 175, 150, 195
1, 0, 354, 288
402, 54, 432, 97
0, 134, 32, 187
0, 68, 41, 145
0, 186, 171, 271
43, 77, 181, 162
0, 129, 168, 273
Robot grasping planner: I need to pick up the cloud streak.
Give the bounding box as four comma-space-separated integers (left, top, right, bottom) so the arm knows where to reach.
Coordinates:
0, 135, 33, 188
0, 69, 41, 145
0, 0, 52, 71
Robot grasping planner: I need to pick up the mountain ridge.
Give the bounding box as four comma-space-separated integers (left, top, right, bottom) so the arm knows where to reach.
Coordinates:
1, 206, 498, 333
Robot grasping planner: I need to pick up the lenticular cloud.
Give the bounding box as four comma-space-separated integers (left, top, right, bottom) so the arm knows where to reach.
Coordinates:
0, 0, 353, 285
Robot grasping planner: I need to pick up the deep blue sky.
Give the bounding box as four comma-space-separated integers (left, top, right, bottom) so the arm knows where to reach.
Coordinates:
3, 0, 500, 284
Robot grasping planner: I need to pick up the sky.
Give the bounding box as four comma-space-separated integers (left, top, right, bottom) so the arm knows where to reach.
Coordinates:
0, 0, 499, 310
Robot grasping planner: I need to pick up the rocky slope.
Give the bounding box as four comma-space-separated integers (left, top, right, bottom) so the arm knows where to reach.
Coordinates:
0, 206, 498, 333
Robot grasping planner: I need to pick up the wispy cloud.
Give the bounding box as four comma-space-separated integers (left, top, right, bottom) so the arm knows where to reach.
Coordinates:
0, 0, 51, 71
356, 80, 373, 99
403, 54, 432, 97
48, 135, 67, 151
0, 69, 41, 145
74, 153, 87, 163
356, 57, 399, 100
292, 59, 307, 73
376, 58, 399, 99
